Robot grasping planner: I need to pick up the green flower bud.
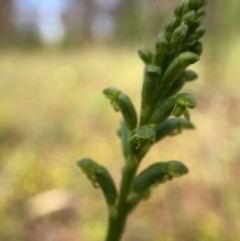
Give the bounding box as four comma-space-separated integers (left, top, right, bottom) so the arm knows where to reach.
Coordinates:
176, 93, 197, 108
156, 118, 195, 138
179, 118, 195, 129
169, 118, 195, 135
154, 33, 168, 66
181, 0, 190, 15
164, 75, 185, 98
138, 49, 153, 64
103, 87, 121, 100
174, 2, 183, 16
77, 158, 117, 206
183, 109, 191, 120
195, 25, 206, 39
155, 33, 168, 52
183, 69, 198, 81
182, 10, 196, 25
153, 53, 164, 67
190, 41, 203, 55
133, 162, 169, 193
196, 0, 207, 8
103, 87, 122, 111
186, 32, 197, 43
77, 158, 98, 185
140, 65, 162, 124
150, 97, 175, 124
155, 118, 183, 142
133, 160, 188, 194
146, 64, 162, 75
189, 0, 206, 10
117, 93, 138, 130
103, 88, 137, 130
142, 64, 162, 106
172, 93, 196, 117
164, 69, 198, 97
171, 24, 188, 44
118, 121, 129, 159
188, 0, 199, 9
160, 52, 199, 91
167, 160, 189, 178
165, 16, 181, 35
130, 125, 156, 149
172, 104, 187, 117
95, 166, 118, 205
196, 6, 207, 18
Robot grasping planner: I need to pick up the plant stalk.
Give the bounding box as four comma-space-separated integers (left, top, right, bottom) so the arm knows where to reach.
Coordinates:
105, 158, 138, 241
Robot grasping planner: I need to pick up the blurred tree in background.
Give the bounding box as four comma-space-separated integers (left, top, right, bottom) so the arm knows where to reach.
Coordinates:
0, 0, 14, 45
0, 0, 239, 48
205, 0, 240, 83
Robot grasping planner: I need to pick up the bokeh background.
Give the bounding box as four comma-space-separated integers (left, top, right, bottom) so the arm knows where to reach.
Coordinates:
0, 0, 240, 240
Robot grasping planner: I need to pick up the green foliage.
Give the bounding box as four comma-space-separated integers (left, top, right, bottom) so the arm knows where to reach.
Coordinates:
77, 0, 207, 240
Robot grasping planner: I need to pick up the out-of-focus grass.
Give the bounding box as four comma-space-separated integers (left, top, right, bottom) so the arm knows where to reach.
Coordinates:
0, 42, 240, 241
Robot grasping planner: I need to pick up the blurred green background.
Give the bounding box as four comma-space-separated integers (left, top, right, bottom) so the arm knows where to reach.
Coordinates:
1, 0, 240, 240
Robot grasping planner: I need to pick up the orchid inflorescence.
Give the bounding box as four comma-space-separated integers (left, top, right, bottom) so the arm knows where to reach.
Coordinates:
77, 0, 207, 240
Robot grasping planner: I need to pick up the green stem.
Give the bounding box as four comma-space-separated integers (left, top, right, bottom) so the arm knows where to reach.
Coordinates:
105, 158, 138, 241
105, 208, 128, 241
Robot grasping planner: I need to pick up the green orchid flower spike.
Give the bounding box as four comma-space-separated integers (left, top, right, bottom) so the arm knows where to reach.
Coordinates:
77, 0, 207, 240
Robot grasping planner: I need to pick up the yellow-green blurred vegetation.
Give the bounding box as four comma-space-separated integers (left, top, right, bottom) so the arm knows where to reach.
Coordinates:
1, 1, 240, 241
